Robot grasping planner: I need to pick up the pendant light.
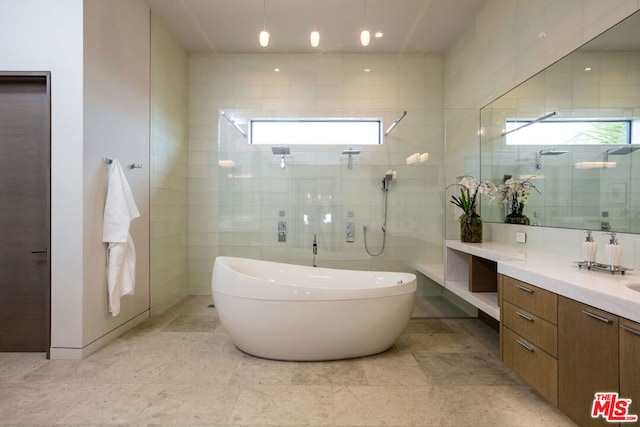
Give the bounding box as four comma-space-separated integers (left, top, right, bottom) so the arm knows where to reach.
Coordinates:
259, 0, 269, 47
310, 0, 319, 47
310, 30, 320, 47
360, 0, 370, 46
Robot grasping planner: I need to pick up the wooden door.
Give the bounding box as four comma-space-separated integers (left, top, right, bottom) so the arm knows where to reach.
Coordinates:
0, 72, 51, 354
558, 296, 619, 427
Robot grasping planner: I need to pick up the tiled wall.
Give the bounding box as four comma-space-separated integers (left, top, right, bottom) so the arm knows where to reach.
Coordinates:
443, 0, 640, 267
187, 54, 445, 294
150, 15, 189, 314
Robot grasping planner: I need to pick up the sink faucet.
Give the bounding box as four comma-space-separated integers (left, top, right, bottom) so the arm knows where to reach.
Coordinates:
312, 234, 318, 267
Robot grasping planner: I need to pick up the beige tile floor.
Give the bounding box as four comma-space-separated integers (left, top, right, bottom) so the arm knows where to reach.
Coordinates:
0, 296, 576, 426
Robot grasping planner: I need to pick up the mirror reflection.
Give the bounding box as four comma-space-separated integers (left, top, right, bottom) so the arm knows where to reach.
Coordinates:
480, 11, 640, 233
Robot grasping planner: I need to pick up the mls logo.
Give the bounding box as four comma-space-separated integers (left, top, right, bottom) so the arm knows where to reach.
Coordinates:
592, 392, 638, 423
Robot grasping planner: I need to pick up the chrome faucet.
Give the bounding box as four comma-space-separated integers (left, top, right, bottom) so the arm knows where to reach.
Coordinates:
312, 234, 318, 267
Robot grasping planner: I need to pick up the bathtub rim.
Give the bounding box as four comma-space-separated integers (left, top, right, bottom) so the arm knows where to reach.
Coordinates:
212, 256, 417, 302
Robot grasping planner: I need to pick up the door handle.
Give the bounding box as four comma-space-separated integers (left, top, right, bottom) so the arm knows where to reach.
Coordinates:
31, 248, 48, 254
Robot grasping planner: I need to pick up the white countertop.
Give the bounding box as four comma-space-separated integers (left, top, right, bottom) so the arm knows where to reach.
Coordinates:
446, 240, 640, 324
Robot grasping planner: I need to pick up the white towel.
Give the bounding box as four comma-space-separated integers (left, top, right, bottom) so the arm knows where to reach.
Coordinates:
102, 159, 140, 316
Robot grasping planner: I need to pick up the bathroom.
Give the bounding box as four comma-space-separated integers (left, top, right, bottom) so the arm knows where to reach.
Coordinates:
1, 0, 640, 424
0, 0, 640, 425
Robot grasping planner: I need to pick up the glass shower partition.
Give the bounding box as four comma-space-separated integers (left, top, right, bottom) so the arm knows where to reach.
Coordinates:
215, 108, 475, 319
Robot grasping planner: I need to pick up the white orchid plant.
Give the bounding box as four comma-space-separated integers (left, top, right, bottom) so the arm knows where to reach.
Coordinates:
497, 178, 540, 215
449, 176, 497, 218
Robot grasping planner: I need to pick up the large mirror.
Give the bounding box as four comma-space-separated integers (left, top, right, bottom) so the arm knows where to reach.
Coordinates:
480, 11, 640, 234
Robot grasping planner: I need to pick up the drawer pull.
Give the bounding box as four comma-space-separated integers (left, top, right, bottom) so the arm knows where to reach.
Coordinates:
582, 310, 613, 324
516, 311, 534, 322
621, 324, 640, 336
516, 284, 534, 293
516, 339, 534, 352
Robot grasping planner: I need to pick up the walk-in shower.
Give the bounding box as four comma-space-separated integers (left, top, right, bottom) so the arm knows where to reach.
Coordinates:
363, 171, 395, 256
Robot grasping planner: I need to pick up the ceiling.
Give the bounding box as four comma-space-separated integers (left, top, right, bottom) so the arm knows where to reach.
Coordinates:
145, 0, 488, 54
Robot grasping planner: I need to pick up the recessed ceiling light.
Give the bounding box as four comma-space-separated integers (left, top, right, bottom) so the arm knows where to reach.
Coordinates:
274, 68, 280, 72
585, 67, 592, 71
375, 32, 383, 38
364, 68, 371, 73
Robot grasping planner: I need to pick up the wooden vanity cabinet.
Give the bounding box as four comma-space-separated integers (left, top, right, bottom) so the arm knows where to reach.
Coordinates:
558, 296, 619, 427
500, 275, 558, 405
620, 317, 640, 416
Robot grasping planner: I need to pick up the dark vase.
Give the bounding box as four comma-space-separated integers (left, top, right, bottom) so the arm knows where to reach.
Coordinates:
505, 202, 530, 225
460, 212, 482, 243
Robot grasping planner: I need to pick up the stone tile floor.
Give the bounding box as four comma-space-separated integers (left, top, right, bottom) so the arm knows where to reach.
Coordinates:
0, 296, 575, 426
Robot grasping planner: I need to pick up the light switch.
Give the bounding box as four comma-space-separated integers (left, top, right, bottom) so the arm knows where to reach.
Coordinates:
515, 231, 526, 243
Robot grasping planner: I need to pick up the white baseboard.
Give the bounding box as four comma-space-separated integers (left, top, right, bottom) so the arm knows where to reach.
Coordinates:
49, 310, 149, 359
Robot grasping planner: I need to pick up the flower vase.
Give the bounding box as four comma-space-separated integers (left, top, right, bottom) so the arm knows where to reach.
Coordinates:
505, 202, 531, 225
460, 213, 482, 243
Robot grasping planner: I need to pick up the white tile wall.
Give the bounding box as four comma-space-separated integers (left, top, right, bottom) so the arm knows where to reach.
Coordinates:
150, 15, 189, 313
187, 54, 446, 294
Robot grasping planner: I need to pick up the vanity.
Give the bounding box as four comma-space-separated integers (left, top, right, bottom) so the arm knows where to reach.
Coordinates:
446, 240, 640, 427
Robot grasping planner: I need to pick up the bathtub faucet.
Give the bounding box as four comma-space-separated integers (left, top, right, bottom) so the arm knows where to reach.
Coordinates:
312, 234, 318, 267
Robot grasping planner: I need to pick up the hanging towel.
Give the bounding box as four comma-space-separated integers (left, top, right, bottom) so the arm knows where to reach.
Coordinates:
102, 159, 140, 316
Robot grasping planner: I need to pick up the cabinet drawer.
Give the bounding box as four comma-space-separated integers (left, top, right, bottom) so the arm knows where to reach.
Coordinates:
502, 300, 557, 357
502, 275, 557, 323
503, 327, 558, 406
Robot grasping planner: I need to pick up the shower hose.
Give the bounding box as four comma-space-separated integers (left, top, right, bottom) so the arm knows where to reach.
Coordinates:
363, 187, 388, 256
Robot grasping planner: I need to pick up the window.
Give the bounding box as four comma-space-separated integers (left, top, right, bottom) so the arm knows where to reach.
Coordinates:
249, 118, 382, 145
505, 119, 631, 145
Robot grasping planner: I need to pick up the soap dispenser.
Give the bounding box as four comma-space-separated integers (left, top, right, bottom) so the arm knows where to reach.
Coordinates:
604, 231, 622, 271
582, 230, 598, 267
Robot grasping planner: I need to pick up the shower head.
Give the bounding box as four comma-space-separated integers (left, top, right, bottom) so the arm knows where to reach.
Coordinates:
538, 149, 569, 156
271, 147, 290, 169
382, 170, 395, 191
220, 111, 247, 137
604, 146, 639, 160
384, 111, 408, 136
385, 172, 394, 183
271, 146, 290, 155
342, 147, 361, 169
536, 148, 568, 169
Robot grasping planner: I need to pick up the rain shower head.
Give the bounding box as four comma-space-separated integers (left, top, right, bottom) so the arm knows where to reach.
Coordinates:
605, 145, 639, 160
220, 111, 247, 137
384, 111, 407, 136
342, 147, 361, 169
538, 149, 569, 156
536, 148, 568, 169
271, 146, 290, 155
271, 147, 290, 169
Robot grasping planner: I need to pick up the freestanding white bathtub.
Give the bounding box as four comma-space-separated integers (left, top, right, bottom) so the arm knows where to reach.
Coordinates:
211, 256, 417, 361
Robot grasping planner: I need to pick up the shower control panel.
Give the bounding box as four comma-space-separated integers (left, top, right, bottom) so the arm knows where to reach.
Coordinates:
278, 221, 286, 242
346, 222, 355, 242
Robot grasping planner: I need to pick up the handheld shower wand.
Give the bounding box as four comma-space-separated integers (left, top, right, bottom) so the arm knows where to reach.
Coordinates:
382, 171, 393, 192
364, 171, 395, 256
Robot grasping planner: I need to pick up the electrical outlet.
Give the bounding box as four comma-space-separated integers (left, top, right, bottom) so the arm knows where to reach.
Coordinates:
515, 231, 526, 243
